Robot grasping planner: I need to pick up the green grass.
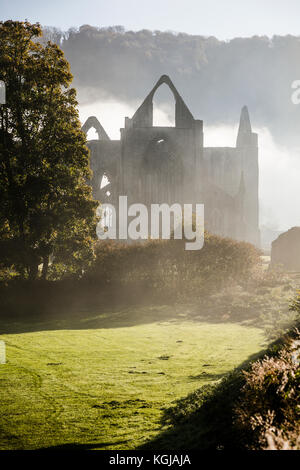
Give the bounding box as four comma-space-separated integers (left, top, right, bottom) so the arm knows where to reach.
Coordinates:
0, 305, 265, 450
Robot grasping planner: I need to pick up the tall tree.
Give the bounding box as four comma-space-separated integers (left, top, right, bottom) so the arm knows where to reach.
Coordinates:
0, 21, 98, 280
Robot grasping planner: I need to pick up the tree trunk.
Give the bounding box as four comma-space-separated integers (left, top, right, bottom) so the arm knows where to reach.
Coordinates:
28, 262, 38, 281
41, 255, 49, 280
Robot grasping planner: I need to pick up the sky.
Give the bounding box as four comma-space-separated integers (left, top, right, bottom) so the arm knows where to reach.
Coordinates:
1, 0, 300, 39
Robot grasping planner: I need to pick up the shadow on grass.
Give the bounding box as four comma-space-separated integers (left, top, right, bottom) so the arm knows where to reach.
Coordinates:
0, 303, 182, 335
38, 440, 129, 450
0, 301, 262, 335
0, 282, 180, 334
187, 372, 225, 381
0, 279, 267, 335
138, 348, 271, 451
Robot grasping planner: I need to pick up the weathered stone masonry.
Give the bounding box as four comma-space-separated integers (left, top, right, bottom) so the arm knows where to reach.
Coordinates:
82, 75, 260, 246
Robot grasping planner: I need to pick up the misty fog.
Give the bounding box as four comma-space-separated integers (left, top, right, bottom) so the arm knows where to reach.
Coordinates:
79, 97, 300, 232
45, 24, 300, 233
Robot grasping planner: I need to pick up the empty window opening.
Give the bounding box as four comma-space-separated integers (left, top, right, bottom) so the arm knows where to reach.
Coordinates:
153, 83, 175, 127
86, 127, 98, 141
100, 174, 110, 189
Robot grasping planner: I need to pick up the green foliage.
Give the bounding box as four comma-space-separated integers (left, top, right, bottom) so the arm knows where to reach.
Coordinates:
0, 21, 98, 280
290, 289, 300, 315
258, 288, 300, 341
87, 233, 260, 298
261, 309, 299, 342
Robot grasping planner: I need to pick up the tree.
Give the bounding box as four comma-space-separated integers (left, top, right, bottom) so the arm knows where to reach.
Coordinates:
0, 21, 98, 280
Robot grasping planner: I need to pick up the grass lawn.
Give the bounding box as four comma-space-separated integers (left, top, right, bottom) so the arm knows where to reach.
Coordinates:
0, 306, 265, 450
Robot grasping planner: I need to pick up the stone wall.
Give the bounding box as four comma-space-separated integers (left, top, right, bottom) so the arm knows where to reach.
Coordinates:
82, 75, 260, 247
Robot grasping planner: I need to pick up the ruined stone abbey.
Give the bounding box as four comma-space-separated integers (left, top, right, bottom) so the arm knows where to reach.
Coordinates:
82, 75, 260, 247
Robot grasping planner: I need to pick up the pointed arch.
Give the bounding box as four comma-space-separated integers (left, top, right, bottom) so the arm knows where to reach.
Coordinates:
153, 83, 176, 127
131, 75, 195, 128
81, 116, 110, 141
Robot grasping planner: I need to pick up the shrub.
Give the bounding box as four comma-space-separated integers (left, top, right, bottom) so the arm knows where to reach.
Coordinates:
0, 233, 260, 317
87, 232, 260, 299
234, 329, 300, 450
